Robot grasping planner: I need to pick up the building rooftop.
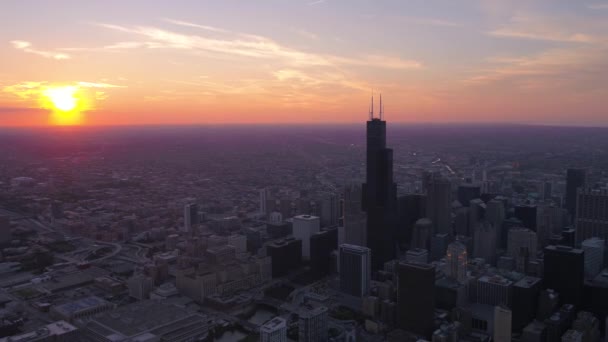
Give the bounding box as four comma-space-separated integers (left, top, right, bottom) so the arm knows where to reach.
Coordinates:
52, 296, 111, 317
260, 317, 286, 332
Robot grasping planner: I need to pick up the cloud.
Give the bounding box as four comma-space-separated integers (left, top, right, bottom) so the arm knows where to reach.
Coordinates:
10, 40, 71, 60
587, 3, 608, 10
77, 82, 126, 88
487, 15, 596, 43
293, 29, 318, 40
95, 21, 422, 70
404, 17, 463, 28
162, 18, 231, 33
308, 0, 326, 6
3, 81, 125, 107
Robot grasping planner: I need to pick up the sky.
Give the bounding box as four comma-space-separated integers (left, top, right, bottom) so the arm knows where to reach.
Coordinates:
1, 0, 608, 126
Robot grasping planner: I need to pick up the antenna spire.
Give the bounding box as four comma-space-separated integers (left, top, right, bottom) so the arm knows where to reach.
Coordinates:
379, 94, 383, 120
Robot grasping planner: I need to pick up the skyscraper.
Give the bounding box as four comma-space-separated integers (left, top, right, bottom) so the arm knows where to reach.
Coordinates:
445, 240, 468, 284
566, 168, 586, 221
292, 214, 320, 260
494, 306, 512, 342
575, 188, 608, 244
339, 244, 371, 297
362, 95, 397, 270
260, 317, 287, 342
183, 203, 199, 233
543, 245, 584, 306
342, 183, 367, 247
581, 237, 604, 278
299, 306, 328, 342
398, 262, 435, 338
424, 172, 452, 235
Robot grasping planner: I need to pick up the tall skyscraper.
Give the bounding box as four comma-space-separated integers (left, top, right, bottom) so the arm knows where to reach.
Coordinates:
424, 172, 452, 235
183, 203, 199, 233
566, 168, 586, 221
342, 183, 367, 247
581, 237, 604, 278
292, 214, 320, 260
398, 262, 435, 339
494, 306, 512, 342
445, 240, 468, 284
543, 245, 584, 306
507, 227, 537, 273
473, 221, 497, 264
339, 244, 371, 297
260, 317, 287, 342
362, 96, 397, 270
575, 188, 608, 244
260, 188, 269, 215
299, 306, 328, 342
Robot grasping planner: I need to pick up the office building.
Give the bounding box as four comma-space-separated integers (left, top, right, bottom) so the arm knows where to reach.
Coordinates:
512, 276, 541, 332
266, 238, 302, 277
50, 296, 114, 322
342, 183, 367, 247
398, 262, 435, 338
127, 273, 154, 300
537, 205, 565, 247
582, 237, 605, 278
412, 218, 433, 250
397, 193, 426, 246
310, 228, 337, 277
299, 305, 328, 342
292, 214, 320, 260
339, 244, 371, 297
362, 98, 398, 270
576, 189, 608, 244
522, 321, 547, 342
515, 205, 538, 231
260, 317, 287, 342
543, 245, 584, 306
406, 248, 429, 264
507, 227, 537, 272
571, 311, 600, 342
260, 188, 269, 215
493, 306, 512, 342
445, 240, 468, 284
430, 233, 450, 261
473, 221, 497, 264
566, 168, 586, 221
424, 172, 452, 235
183, 203, 199, 233
473, 275, 513, 306
562, 330, 584, 342
458, 183, 481, 207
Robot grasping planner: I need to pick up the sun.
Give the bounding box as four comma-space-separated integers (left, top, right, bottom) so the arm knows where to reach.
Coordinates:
43, 86, 78, 111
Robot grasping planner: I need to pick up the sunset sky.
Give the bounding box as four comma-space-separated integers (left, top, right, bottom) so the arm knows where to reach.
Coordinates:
1, 0, 608, 126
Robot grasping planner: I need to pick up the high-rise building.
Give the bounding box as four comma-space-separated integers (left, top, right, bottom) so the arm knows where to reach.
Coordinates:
342, 183, 367, 247
266, 238, 302, 277
397, 193, 426, 246
405, 248, 429, 264
183, 203, 199, 233
536, 205, 565, 248
260, 317, 287, 342
362, 96, 397, 270
512, 276, 541, 332
445, 240, 468, 284
298, 306, 328, 342
398, 262, 435, 338
507, 227, 537, 272
412, 218, 433, 250
566, 168, 586, 221
514, 205, 538, 231
292, 215, 320, 260
575, 189, 608, 244
310, 228, 337, 277
561, 329, 584, 342
473, 221, 497, 264
430, 233, 450, 261
339, 244, 371, 297
581, 237, 604, 278
424, 172, 452, 235
260, 188, 269, 215
128, 273, 154, 300
493, 306, 512, 342
543, 245, 584, 306
458, 183, 481, 207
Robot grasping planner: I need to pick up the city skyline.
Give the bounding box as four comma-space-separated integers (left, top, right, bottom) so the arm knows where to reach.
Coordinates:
2, 0, 608, 126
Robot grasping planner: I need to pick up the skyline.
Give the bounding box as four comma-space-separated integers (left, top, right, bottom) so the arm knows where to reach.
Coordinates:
1, 0, 608, 126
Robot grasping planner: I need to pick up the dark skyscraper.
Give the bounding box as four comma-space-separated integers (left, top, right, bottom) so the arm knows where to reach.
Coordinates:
398, 262, 435, 338
362, 95, 397, 270
543, 245, 584, 306
565, 168, 586, 221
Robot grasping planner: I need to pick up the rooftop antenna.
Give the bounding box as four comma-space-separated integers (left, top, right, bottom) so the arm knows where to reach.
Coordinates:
370, 91, 374, 119
379, 94, 383, 120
